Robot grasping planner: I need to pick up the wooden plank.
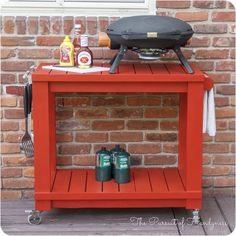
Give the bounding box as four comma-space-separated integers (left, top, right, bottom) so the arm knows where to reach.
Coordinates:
165, 63, 185, 74
69, 169, 86, 193
86, 169, 102, 193
132, 168, 151, 192
52, 170, 71, 192
102, 179, 118, 193
149, 63, 169, 74
201, 198, 231, 235
216, 197, 235, 231
119, 171, 135, 193
133, 64, 152, 74
118, 64, 135, 75
164, 168, 184, 192
148, 168, 168, 193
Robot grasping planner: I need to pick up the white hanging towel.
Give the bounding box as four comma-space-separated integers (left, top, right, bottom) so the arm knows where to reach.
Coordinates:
203, 88, 216, 136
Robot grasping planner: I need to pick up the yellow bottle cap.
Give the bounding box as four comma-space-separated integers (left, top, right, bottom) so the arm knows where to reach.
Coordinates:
64, 35, 71, 42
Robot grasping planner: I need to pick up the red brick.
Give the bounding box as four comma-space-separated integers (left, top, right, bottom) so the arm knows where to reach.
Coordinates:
57, 156, 72, 165
216, 120, 227, 130
193, 0, 226, 8
195, 61, 214, 71
215, 132, 235, 142
194, 24, 227, 33
217, 85, 235, 95
229, 25, 236, 33
59, 97, 90, 106
2, 61, 34, 72
76, 108, 108, 118
212, 12, 235, 22
57, 120, 90, 131
216, 61, 235, 71
176, 11, 208, 21
6, 86, 24, 95
215, 97, 229, 107
92, 120, 124, 131
1, 49, 16, 59
92, 96, 124, 106
145, 133, 177, 142
203, 143, 229, 153
157, 0, 190, 8
99, 17, 109, 31
195, 49, 229, 59
1, 144, 20, 154
213, 37, 235, 47
203, 133, 213, 142
203, 166, 231, 176
94, 144, 126, 153
23, 167, 34, 177
202, 178, 213, 187
64, 16, 73, 35
127, 96, 161, 106
59, 144, 91, 155
36, 36, 64, 46
1, 36, 35, 46
130, 155, 142, 166
110, 132, 143, 142
3, 179, 34, 189
111, 108, 143, 118
229, 120, 235, 129
208, 73, 231, 83
203, 155, 211, 165
214, 178, 235, 187
160, 121, 178, 130
75, 132, 108, 143
144, 154, 177, 165
22, 190, 34, 199
127, 120, 159, 130
2, 155, 33, 167
73, 156, 95, 166
162, 96, 179, 106
230, 49, 235, 59
1, 121, 19, 131
1, 168, 22, 178
56, 109, 73, 120
27, 16, 38, 34
88, 37, 98, 47
4, 109, 24, 119
75, 16, 86, 34
213, 155, 235, 165
1, 74, 16, 84
128, 144, 161, 154
39, 16, 50, 35
56, 132, 73, 142
87, 17, 97, 35
1, 190, 22, 199
189, 36, 210, 47
16, 16, 26, 34
163, 144, 178, 153
4, 133, 22, 143
18, 49, 52, 59
231, 143, 235, 153
3, 16, 14, 34
51, 16, 61, 34
1, 97, 17, 107
145, 108, 177, 118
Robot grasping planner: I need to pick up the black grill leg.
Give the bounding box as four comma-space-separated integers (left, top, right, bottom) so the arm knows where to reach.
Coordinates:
173, 47, 194, 74
109, 45, 127, 74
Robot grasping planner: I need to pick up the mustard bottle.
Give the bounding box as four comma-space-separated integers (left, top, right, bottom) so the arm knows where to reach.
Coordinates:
60, 36, 74, 66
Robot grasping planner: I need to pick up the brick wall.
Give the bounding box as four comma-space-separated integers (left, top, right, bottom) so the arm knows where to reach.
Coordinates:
1, 0, 235, 199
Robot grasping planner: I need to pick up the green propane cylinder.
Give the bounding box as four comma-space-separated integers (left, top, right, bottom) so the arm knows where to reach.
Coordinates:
110, 145, 122, 178
114, 149, 130, 184
95, 147, 111, 181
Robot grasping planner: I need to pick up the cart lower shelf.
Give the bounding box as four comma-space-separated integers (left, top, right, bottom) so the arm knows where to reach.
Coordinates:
35, 168, 201, 210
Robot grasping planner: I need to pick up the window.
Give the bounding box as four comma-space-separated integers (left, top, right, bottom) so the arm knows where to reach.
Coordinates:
1, 0, 156, 16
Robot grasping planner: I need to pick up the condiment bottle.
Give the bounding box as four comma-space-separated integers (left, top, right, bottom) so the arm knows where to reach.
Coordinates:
73, 24, 81, 65
76, 34, 93, 69
59, 36, 74, 66
95, 147, 111, 182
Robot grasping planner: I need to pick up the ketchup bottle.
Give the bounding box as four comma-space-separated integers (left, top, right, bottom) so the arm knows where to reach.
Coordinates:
76, 34, 93, 69
73, 24, 81, 64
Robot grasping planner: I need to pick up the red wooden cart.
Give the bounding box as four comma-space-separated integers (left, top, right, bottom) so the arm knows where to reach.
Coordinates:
28, 63, 209, 224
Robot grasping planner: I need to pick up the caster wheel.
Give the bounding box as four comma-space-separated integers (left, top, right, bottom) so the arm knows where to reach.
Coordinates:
27, 214, 41, 225
192, 209, 200, 225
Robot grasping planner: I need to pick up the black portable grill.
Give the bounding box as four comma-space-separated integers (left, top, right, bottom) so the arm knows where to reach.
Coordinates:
102, 15, 194, 74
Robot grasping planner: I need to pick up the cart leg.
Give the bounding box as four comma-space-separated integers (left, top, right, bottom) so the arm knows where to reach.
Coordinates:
192, 209, 200, 225
25, 210, 42, 225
